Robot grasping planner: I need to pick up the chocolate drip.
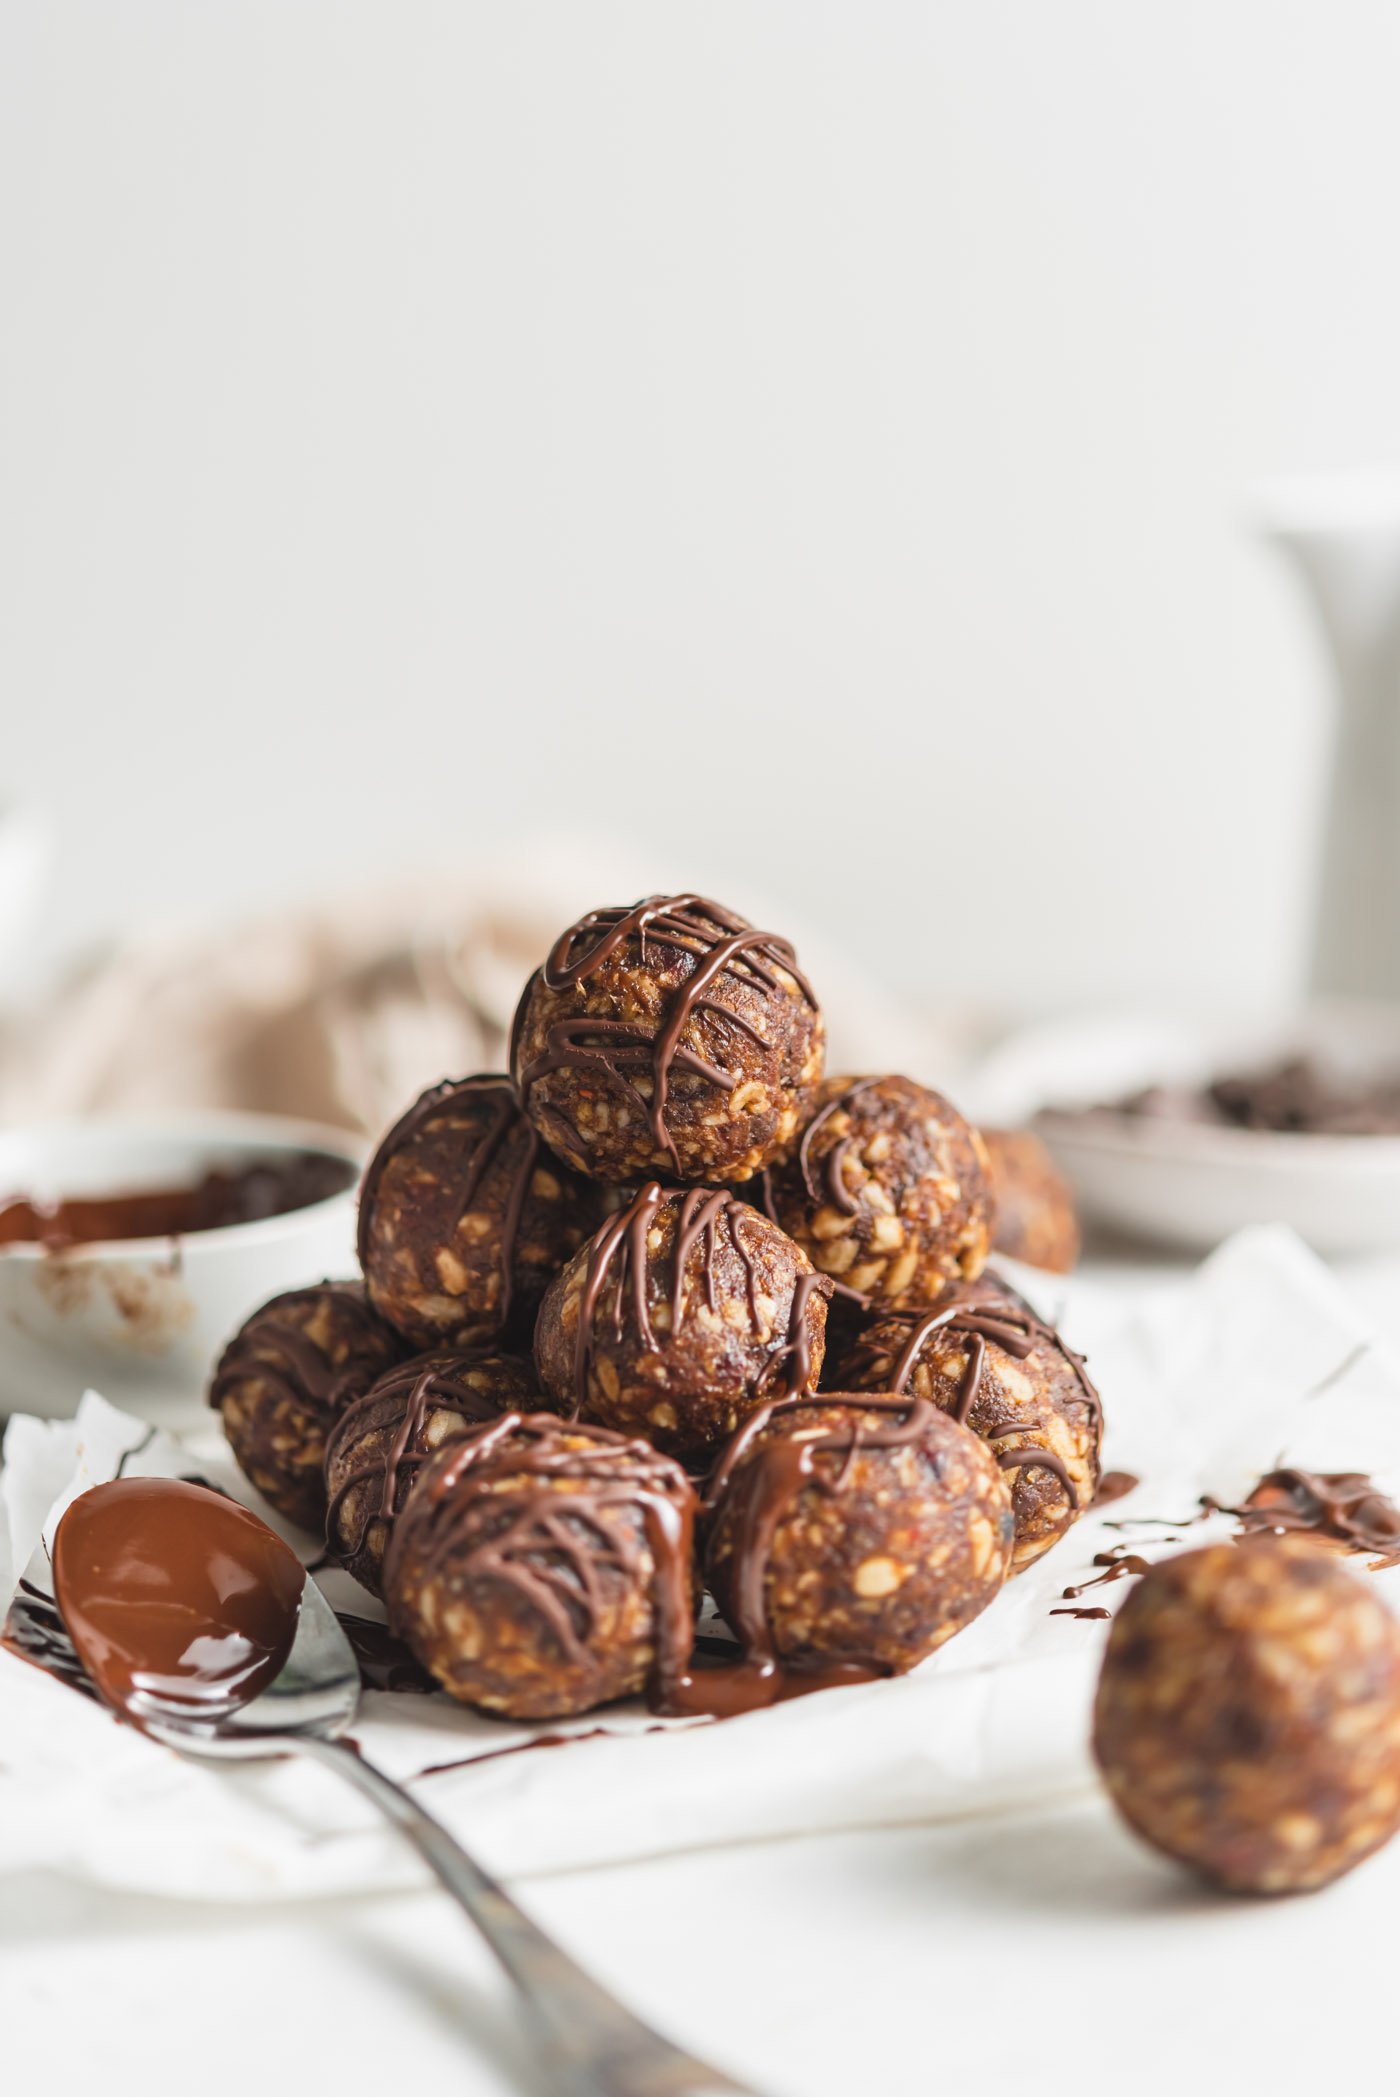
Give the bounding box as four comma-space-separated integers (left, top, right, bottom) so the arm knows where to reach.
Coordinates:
568, 1182, 830, 1417
795, 1077, 882, 1215
841, 1284, 1101, 1513
325, 1355, 517, 1562
357, 1075, 539, 1331
1093, 1470, 1141, 1509
209, 1284, 383, 1419
1061, 1546, 1152, 1600
656, 1391, 967, 1719
1230, 1469, 1400, 1566
392, 1413, 699, 1707
512, 896, 814, 1171
1, 1577, 99, 1700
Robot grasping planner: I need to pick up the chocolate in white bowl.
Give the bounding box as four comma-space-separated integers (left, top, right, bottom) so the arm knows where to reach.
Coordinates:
0, 1112, 364, 1423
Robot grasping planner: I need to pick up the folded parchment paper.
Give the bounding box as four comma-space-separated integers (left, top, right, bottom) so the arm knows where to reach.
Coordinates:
2, 1227, 1394, 1900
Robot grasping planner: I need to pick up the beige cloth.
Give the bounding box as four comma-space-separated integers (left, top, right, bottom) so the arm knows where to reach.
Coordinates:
0, 856, 952, 1136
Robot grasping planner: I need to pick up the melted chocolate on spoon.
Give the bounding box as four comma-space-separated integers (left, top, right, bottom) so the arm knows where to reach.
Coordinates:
51, 1478, 306, 1723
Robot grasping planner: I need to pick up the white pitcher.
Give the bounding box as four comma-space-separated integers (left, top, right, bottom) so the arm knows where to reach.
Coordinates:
1261, 472, 1400, 999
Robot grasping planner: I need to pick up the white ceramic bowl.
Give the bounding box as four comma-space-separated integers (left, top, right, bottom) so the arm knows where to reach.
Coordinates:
967, 1002, 1400, 1256
0, 1112, 365, 1424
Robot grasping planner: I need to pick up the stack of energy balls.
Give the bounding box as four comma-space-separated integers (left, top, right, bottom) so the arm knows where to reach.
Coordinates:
210, 893, 1102, 1722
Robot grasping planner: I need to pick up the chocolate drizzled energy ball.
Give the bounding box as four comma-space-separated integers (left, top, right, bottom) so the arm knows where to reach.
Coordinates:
324, 1350, 539, 1596
983, 1126, 1080, 1275
385, 1413, 699, 1719
703, 1393, 1014, 1678
511, 895, 824, 1184
534, 1182, 832, 1461
1093, 1542, 1400, 1894
838, 1273, 1101, 1572
359, 1074, 598, 1351
210, 1282, 402, 1531
763, 1075, 994, 1312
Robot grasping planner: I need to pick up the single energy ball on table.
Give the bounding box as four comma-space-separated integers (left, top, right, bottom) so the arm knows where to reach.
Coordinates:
209, 1281, 402, 1531
1093, 1541, 1400, 1894
358, 1073, 598, 1351
836, 1272, 1101, 1572
703, 1394, 1015, 1677
982, 1126, 1081, 1274
384, 1412, 700, 1719
323, 1349, 539, 1595
762, 1075, 994, 1312
510, 894, 824, 1184
534, 1181, 832, 1462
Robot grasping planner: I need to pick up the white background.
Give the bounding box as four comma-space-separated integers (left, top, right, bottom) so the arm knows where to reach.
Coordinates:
5, 3, 1400, 1014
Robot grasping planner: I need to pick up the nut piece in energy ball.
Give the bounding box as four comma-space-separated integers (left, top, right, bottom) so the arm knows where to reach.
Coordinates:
210, 1282, 402, 1531
510, 894, 824, 1185
983, 1126, 1081, 1274
704, 1394, 1015, 1677
1093, 1541, 1400, 1894
324, 1349, 539, 1596
838, 1273, 1101, 1572
763, 1075, 994, 1312
384, 1413, 700, 1719
359, 1074, 597, 1351
534, 1182, 832, 1461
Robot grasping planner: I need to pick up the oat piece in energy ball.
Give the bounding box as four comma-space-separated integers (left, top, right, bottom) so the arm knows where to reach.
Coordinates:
762, 1075, 994, 1311
210, 1281, 402, 1531
703, 1393, 1015, 1677
837, 1272, 1101, 1572
384, 1412, 700, 1719
982, 1126, 1081, 1274
1093, 1541, 1400, 1894
323, 1349, 539, 1596
510, 895, 825, 1184
533, 1182, 832, 1461
358, 1074, 598, 1351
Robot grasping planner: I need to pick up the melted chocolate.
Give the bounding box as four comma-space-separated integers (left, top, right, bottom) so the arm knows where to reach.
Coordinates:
1061, 1545, 1152, 1601
358, 1075, 542, 1330
324, 1355, 518, 1562
511, 896, 815, 1172
1230, 1469, 1400, 1566
1093, 1470, 1141, 1508
0, 1152, 354, 1250
335, 1613, 437, 1694
50, 1478, 305, 1723
568, 1182, 831, 1418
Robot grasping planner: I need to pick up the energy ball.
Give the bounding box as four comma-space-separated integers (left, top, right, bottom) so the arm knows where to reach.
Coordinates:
210, 1282, 402, 1531
838, 1273, 1101, 1572
1093, 1542, 1400, 1894
983, 1126, 1081, 1274
324, 1349, 539, 1596
704, 1394, 1014, 1675
534, 1181, 832, 1461
762, 1075, 994, 1311
359, 1073, 598, 1351
384, 1413, 699, 1719
510, 894, 824, 1185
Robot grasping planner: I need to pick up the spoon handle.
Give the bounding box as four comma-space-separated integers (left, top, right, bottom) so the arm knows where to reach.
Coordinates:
291, 1733, 759, 2097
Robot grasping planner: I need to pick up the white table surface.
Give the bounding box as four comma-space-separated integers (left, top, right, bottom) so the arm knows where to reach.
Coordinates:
6, 1245, 1398, 2097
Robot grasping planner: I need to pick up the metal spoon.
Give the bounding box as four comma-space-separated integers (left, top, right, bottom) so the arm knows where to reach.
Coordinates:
3, 1542, 758, 2097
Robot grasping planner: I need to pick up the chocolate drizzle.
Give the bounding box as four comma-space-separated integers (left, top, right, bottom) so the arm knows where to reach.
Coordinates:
1061, 1545, 1152, 1600
208, 1283, 391, 1420
357, 1075, 540, 1331
511, 896, 814, 1171
388, 1413, 699, 1706
1230, 1469, 1400, 1567
794, 1077, 882, 1215
567, 1182, 832, 1416
325, 1354, 526, 1563
841, 1284, 1101, 1511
